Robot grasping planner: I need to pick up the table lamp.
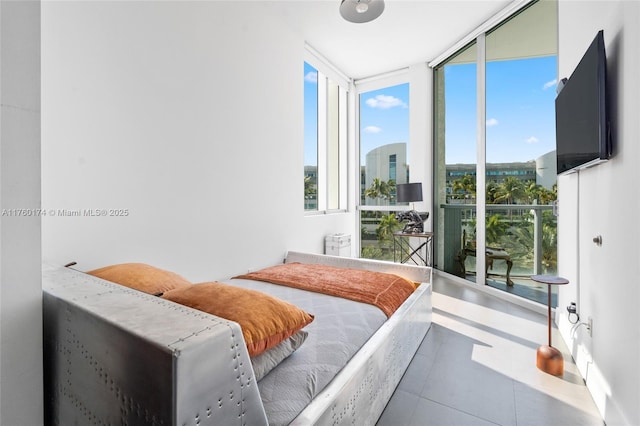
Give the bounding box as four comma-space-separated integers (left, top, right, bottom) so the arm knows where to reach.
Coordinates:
396, 183, 428, 233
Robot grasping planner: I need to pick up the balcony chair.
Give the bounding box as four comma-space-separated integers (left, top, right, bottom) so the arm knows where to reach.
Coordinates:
455, 229, 514, 286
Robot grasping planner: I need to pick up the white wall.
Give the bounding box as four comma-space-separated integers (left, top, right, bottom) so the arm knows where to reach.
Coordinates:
41, 1, 355, 282
556, 1, 640, 425
0, 1, 43, 424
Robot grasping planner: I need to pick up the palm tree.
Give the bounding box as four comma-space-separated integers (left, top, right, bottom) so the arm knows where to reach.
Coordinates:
304, 175, 317, 209
387, 179, 397, 203
304, 175, 316, 198
524, 182, 543, 204
508, 213, 558, 274
485, 214, 508, 245
540, 210, 558, 271
523, 182, 557, 205
486, 181, 499, 204
494, 177, 526, 205
365, 178, 392, 202
377, 213, 401, 242
359, 213, 401, 260
539, 184, 557, 205
451, 174, 476, 202
364, 178, 396, 206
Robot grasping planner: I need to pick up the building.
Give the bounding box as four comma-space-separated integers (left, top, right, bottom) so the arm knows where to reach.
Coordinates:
446, 160, 537, 198
446, 151, 557, 199
364, 143, 407, 188
535, 150, 558, 189
361, 142, 409, 205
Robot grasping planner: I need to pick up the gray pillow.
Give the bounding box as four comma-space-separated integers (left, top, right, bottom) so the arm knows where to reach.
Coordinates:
251, 330, 308, 381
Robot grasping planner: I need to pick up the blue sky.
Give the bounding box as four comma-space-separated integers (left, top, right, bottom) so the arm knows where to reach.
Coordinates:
304, 55, 557, 167
304, 62, 318, 166
359, 83, 410, 164
446, 55, 558, 164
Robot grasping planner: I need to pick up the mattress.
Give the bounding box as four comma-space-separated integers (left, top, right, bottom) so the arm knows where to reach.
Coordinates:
225, 278, 387, 426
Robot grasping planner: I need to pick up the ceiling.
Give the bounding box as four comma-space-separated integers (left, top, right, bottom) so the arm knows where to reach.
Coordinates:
267, 0, 514, 80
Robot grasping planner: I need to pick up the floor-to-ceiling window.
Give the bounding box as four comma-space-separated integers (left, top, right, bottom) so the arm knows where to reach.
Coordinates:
357, 76, 410, 260
434, 0, 558, 305
434, 41, 478, 277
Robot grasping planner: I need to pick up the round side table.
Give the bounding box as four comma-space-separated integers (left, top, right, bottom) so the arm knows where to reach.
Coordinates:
531, 274, 569, 376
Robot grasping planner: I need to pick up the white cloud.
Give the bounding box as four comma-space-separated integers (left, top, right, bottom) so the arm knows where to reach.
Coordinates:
527, 136, 539, 144
543, 79, 557, 90
365, 95, 407, 109
486, 118, 499, 127
304, 71, 317, 84
363, 126, 382, 134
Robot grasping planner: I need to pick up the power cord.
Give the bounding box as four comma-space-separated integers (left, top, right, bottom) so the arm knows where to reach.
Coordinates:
567, 302, 580, 324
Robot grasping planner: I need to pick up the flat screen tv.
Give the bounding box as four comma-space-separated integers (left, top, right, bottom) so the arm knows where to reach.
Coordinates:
555, 30, 611, 175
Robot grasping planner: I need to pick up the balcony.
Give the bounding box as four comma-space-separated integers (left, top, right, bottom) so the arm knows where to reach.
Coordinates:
440, 203, 557, 306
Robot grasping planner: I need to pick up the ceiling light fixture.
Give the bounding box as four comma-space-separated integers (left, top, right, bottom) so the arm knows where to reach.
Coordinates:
340, 0, 385, 24
355, 3, 369, 13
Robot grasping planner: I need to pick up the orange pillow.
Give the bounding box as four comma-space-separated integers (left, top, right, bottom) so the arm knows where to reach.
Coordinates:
87, 263, 191, 295
162, 282, 314, 357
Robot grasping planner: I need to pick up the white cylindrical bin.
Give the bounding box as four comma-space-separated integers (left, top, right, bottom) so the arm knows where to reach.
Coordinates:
325, 233, 351, 257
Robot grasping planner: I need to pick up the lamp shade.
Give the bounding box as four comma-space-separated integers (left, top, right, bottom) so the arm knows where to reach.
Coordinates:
340, 0, 385, 24
397, 183, 423, 203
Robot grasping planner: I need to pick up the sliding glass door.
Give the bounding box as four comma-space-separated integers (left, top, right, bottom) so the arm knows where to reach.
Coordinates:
484, 3, 558, 296
434, 42, 478, 277
434, 0, 558, 305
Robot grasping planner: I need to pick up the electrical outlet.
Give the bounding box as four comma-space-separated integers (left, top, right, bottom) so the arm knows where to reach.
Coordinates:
587, 317, 593, 337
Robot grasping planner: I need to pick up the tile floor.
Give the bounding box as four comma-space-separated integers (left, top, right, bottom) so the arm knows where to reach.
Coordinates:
377, 272, 604, 426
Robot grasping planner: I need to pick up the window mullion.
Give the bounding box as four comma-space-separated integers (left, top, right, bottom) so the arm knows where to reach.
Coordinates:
317, 73, 328, 212
339, 87, 348, 210
476, 33, 487, 284
327, 80, 340, 210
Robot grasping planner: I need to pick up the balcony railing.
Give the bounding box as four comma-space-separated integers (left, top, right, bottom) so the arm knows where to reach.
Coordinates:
440, 203, 556, 278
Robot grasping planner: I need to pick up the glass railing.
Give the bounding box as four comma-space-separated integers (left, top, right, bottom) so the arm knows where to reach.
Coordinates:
440, 203, 557, 305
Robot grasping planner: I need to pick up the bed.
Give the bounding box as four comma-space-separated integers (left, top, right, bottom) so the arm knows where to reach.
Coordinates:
43, 251, 432, 425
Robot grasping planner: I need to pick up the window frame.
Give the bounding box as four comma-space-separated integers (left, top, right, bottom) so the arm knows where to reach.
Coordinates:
355, 71, 412, 260
355, 70, 411, 211
304, 47, 350, 214
430, 0, 558, 286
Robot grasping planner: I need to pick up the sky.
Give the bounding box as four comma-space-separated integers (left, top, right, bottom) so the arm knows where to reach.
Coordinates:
304, 62, 410, 167
359, 83, 410, 164
445, 55, 558, 164
304, 55, 557, 167
304, 62, 318, 166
